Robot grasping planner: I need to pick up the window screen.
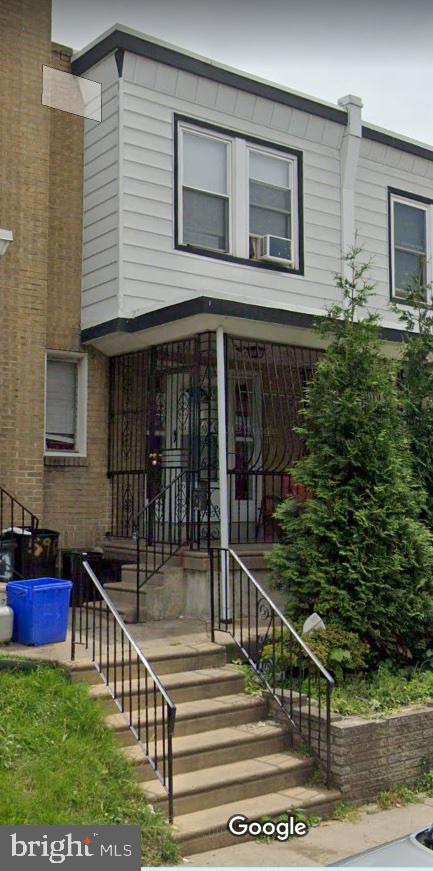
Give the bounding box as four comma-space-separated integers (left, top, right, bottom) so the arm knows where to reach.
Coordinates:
45, 359, 77, 451
393, 201, 427, 297
249, 151, 292, 245
182, 130, 229, 252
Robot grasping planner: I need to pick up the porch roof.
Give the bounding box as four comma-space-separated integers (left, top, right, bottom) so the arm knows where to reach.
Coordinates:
81, 295, 405, 357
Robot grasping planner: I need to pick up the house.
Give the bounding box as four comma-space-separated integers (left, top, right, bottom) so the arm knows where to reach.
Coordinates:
72, 25, 433, 604
3, 4, 433, 603
4, 5, 433, 845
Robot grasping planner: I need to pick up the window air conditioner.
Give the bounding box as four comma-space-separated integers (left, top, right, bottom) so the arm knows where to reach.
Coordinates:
257, 235, 293, 265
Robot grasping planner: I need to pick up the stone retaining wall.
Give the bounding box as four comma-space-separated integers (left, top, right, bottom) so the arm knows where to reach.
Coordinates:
331, 704, 433, 801
269, 696, 433, 803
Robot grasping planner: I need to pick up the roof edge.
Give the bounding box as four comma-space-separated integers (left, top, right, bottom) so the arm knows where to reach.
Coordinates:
81, 296, 406, 345
71, 25, 433, 164
71, 27, 347, 125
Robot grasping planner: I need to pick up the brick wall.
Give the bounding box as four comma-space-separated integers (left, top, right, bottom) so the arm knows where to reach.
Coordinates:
270, 695, 433, 802
0, 0, 110, 553
331, 705, 433, 801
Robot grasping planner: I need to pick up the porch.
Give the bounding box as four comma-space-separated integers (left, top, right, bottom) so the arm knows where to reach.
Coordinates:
108, 331, 320, 552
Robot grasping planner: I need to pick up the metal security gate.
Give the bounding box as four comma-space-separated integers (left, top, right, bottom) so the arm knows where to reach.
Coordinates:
108, 334, 218, 543
226, 337, 321, 543
108, 332, 320, 547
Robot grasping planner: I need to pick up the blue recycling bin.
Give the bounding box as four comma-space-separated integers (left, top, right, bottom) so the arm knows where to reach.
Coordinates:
6, 577, 73, 646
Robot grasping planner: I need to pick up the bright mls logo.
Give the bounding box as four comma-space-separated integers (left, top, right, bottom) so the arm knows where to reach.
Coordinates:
0, 826, 141, 869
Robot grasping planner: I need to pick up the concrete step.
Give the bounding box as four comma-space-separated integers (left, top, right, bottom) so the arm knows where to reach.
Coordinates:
122, 720, 292, 777
144, 750, 314, 816
68, 642, 227, 685
108, 692, 267, 751
174, 784, 342, 855
89, 665, 244, 709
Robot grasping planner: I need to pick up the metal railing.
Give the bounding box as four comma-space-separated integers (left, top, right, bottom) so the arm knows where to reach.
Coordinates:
71, 560, 176, 821
0, 486, 39, 580
227, 470, 308, 544
133, 469, 192, 619
210, 548, 334, 785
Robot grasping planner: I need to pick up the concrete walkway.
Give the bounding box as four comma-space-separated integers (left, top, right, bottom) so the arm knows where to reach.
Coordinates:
0, 616, 215, 664
183, 798, 433, 866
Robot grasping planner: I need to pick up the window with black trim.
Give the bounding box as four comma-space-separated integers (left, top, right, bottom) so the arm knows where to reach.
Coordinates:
176, 118, 302, 272
249, 149, 295, 264
181, 128, 230, 252
390, 191, 431, 301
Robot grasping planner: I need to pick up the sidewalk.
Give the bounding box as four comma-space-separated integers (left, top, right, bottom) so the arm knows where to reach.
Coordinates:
183, 798, 433, 866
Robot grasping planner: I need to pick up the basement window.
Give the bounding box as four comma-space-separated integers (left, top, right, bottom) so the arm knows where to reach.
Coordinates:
45, 353, 87, 456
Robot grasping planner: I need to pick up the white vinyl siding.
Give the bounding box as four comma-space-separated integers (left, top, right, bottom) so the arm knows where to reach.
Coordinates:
80, 48, 433, 335
81, 55, 120, 328
81, 51, 345, 328
355, 138, 433, 324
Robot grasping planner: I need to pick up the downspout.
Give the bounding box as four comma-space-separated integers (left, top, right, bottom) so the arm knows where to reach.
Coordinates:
338, 94, 363, 276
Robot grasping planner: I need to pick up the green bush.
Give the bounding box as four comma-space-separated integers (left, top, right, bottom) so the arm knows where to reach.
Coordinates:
267, 249, 433, 665
262, 623, 369, 682
330, 664, 433, 716
391, 279, 433, 527
301, 624, 369, 679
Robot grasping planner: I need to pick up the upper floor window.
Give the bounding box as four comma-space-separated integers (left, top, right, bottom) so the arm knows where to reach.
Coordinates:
45, 352, 87, 455
176, 118, 302, 272
390, 191, 431, 301
181, 129, 230, 252
249, 150, 294, 264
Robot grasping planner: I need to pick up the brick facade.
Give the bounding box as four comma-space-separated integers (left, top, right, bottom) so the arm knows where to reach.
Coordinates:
0, 0, 109, 552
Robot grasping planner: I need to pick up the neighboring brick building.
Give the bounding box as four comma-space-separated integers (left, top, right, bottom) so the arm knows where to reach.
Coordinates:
0, 0, 109, 549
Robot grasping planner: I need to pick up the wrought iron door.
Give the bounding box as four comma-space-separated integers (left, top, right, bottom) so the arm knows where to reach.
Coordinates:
108, 334, 218, 543
226, 337, 321, 543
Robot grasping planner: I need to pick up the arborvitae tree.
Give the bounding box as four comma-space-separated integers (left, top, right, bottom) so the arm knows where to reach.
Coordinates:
391, 279, 433, 526
269, 249, 433, 664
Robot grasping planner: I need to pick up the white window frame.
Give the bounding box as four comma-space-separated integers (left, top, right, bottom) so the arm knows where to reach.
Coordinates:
390, 192, 432, 302
177, 123, 233, 254
177, 121, 300, 269
44, 351, 88, 457
247, 144, 298, 268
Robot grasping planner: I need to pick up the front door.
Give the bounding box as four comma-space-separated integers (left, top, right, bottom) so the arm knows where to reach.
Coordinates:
146, 370, 193, 543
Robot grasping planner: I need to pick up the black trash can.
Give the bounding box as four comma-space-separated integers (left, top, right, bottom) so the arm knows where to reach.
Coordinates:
6, 528, 60, 579
62, 550, 104, 605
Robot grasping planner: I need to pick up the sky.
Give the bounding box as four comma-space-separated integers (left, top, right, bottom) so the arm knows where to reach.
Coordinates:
52, 0, 433, 146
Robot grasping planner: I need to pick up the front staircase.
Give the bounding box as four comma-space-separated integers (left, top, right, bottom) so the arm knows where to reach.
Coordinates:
101, 539, 284, 623
71, 631, 340, 856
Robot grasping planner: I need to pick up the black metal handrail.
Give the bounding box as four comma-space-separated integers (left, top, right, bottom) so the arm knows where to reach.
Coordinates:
71, 560, 176, 821
0, 485, 39, 579
133, 469, 192, 619
210, 547, 334, 786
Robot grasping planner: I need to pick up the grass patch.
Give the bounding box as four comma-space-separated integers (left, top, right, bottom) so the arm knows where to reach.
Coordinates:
236, 657, 433, 718
233, 660, 263, 695
0, 662, 178, 865
330, 802, 361, 823
376, 786, 421, 810
330, 665, 433, 717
